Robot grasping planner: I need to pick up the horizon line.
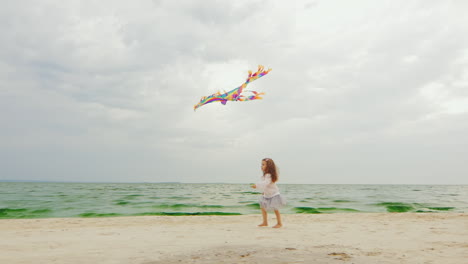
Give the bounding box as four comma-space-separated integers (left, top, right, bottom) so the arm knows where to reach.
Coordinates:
0, 180, 466, 185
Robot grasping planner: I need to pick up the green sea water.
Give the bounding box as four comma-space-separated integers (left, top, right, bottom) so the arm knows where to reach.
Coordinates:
0, 182, 466, 219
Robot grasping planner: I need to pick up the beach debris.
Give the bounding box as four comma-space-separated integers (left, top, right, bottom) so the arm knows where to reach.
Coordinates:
328, 252, 351, 261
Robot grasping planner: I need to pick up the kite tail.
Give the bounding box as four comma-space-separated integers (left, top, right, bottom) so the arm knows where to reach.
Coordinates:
246, 65, 271, 83
238, 92, 265, 101
240, 65, 272, 95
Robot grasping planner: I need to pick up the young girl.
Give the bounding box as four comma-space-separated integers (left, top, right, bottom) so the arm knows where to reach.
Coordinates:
251, 158, 286, 228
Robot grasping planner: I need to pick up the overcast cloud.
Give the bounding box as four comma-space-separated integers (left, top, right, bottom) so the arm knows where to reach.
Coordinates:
1, 0, 467, 184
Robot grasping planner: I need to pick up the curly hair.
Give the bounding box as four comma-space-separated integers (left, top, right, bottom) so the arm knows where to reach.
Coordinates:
262, 158, 279, 182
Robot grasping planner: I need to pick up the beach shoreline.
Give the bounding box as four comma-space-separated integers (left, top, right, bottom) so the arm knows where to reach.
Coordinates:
1, 213, 467, 263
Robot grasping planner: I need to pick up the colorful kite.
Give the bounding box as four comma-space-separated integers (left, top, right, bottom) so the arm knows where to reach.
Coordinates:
194, 65, 272, 111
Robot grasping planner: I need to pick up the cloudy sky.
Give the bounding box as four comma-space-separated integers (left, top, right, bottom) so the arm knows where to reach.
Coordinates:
1, 0, 467, 184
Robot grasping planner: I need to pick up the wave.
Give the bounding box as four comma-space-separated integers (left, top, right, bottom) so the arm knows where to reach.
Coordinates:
333, 200, 353, 203
246, 203, 260, 209
134, 212, 242, 216
151, 204, 225, 209
0, 208, 53, 219
427, 207, 454, 211
294, 207, 360, 214
374, 202, 455, 213
295, 207, 321, 214
375, 202, 415, 212
79, 212, 122, 217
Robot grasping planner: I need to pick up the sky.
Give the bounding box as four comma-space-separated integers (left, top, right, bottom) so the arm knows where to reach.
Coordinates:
1, 0, 467, 184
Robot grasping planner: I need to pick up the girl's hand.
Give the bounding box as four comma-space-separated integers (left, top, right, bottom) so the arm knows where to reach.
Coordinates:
251, 184, 256, 189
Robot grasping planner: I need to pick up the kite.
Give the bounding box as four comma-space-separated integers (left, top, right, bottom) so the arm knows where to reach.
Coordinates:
194, 65, 272, 111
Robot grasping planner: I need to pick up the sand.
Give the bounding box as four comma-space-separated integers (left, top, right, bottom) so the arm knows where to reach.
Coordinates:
1, 213, 467, 264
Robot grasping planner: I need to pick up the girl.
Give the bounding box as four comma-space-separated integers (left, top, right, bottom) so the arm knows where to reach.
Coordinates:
251, 158, 286, 228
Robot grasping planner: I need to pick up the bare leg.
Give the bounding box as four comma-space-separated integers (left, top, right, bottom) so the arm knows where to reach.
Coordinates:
273, 210, 282, 228
258, 208, 268, 226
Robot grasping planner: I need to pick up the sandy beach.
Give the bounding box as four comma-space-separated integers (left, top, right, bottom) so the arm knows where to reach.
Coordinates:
1, 213, 467, 264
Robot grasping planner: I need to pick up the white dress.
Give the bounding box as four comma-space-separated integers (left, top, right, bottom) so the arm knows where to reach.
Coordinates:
255, 173, 286, 211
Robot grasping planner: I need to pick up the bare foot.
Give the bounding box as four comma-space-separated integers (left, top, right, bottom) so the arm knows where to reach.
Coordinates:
272, 224, 282, 228
258, 223, 268, 227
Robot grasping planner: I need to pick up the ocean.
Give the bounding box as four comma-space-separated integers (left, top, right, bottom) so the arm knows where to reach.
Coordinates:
0, 182, 467, 219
